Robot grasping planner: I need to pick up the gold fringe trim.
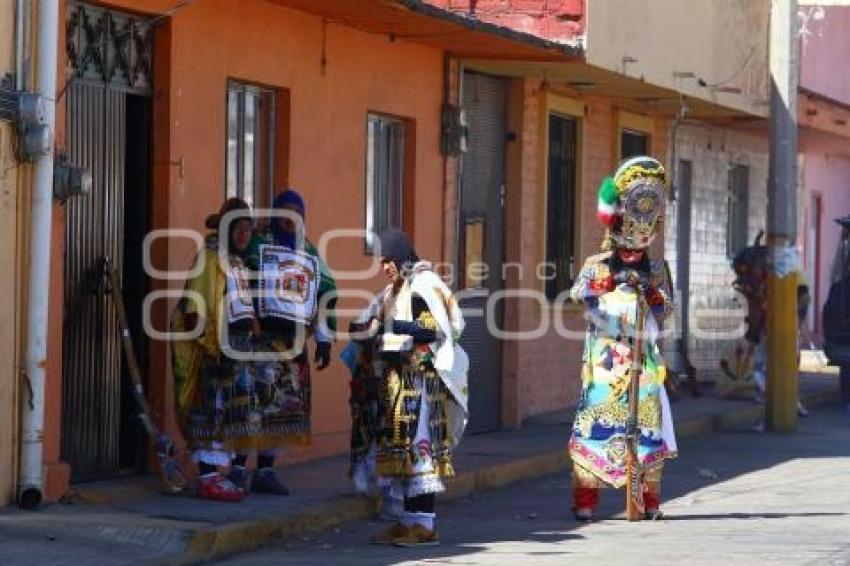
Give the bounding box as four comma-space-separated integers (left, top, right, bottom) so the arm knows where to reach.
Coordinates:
376, 456, 407, 478
192, 433, 312, 454
375, 454, 456, 480
437, 458, 455, 479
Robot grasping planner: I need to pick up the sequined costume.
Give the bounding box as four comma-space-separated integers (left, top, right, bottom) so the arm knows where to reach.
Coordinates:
568, 252, 677, 489
171, 237, 314, 458
567, 156, 677, 518
376, 265, 467, 499
367, 228, 468, 545
342, 287, 388, 491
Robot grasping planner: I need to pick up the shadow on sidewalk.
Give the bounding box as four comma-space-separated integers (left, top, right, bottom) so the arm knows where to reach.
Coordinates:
0, 373, 842, 565
666, 512, 847, 521
258, 404, 850, 566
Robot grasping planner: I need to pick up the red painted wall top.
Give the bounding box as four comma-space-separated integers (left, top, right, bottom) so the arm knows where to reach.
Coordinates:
425, 0, 585, 45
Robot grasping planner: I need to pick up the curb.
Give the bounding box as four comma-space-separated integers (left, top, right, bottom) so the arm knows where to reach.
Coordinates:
155, 387, 838, 564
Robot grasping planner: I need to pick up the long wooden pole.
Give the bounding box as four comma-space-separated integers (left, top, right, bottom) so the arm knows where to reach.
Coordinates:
103, 257, 187, 494
626, 292, 647, 521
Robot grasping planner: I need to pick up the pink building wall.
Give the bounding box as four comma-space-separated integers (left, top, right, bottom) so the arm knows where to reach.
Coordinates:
800, 6, 850, 105
802, 154, 850, 337
800, 6, 850, 337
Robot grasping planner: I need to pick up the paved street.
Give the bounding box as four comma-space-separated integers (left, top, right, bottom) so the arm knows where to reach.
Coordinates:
220, 407, 850, 566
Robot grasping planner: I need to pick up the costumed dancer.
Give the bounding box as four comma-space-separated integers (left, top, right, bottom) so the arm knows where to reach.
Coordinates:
341, 290, 384, 494
369, 228, 468, 547
795, 270, 811, 416
728, 234, 769, 400
567, 156, 678, 522
171, 198, 262, 501
340, 285, 404, 519
230, 189, 338, 495
726, 234, 809, 417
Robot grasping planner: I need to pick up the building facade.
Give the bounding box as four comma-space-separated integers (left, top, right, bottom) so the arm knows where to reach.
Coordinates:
798, 5, 850, 340
19, 0, 575, 503
0, 0, 33, 506
664, 124, 769, 377
4, 0, 841, 507
433, 0, 772, 398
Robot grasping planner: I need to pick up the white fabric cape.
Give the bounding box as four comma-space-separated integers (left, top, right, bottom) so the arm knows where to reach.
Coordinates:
390, 263, 469, 447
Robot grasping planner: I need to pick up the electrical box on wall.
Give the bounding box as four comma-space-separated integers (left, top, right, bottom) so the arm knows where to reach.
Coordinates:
0, 84, 53, 161
16, 92, 51, 161
54, 154, 92, 201
440, 103, 468, 157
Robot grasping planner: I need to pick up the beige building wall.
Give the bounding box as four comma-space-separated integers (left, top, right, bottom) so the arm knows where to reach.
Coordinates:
664, 124, 769, 380
0, 0, 29, 505
585, 0, 770, 118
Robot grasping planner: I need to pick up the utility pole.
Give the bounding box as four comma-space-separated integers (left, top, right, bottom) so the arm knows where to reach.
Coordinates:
766, 0, 800, 432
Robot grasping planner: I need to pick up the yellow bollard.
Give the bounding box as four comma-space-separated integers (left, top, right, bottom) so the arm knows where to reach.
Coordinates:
765, 271, 799, 432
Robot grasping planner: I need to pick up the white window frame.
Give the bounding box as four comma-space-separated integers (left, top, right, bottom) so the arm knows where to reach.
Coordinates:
365, 113, 405, 253
226, 80, 276, 209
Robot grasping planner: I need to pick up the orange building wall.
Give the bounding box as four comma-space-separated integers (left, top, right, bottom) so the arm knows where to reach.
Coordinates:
140, 0, 447, 464
43, 0, 673, 498
45, 0, 448, 497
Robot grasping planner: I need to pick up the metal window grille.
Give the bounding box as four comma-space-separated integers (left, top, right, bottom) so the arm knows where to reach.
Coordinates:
226, 81, 276, 209
365, 113, 405, 252
727, 164, 750, 258
620, 129, 649, 160
545, 113, 579, 301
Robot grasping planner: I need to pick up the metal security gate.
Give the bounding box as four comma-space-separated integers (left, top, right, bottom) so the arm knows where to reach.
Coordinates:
459, 72, 507, 433
63, 2, 153, 480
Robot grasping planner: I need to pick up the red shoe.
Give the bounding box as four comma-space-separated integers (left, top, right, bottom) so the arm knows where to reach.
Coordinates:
197, 473, 246, 502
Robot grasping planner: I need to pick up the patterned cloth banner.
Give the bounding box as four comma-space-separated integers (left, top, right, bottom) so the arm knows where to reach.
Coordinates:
258, 245, 319, 324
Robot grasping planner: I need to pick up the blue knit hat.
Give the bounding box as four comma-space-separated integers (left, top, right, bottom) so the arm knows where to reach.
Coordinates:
271, 189, 306, 248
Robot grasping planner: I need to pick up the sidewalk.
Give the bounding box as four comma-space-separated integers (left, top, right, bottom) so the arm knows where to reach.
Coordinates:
0, 372, 839, 566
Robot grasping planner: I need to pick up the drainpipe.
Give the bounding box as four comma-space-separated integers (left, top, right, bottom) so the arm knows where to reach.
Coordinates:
19, 0, 59, 509
668, 98, 699, 395
15, 0, 26, 90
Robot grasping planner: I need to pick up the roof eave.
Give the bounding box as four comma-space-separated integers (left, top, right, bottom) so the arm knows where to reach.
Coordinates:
394, 0, 584, 61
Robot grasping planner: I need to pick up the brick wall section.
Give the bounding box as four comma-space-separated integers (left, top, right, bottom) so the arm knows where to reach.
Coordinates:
425, 0, 585, 45
578, 95, 613, 259
503, 78, 551, 426
502, 83, 671, 424
664, 124, 769, 379
511, 78, 585, 423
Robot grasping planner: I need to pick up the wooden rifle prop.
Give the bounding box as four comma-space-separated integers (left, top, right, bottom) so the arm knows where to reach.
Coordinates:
625, 282, 648, 521
102, 257, 188, 494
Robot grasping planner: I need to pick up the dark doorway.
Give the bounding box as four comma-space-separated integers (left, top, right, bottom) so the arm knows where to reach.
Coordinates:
119, 94, 153, 472
459, 72, 507, 434
62, 2, 154, 481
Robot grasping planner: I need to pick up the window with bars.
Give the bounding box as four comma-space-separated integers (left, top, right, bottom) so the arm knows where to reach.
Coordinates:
545, 113, 579, 301
727, 163, 750, 258
365, 113, 406, 253
620, 129, 649, 160
226, 81, 276, 209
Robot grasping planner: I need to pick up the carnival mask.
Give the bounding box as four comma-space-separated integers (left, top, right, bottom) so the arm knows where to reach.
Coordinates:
597, 156, 667, 251
610, 177, 665, 249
